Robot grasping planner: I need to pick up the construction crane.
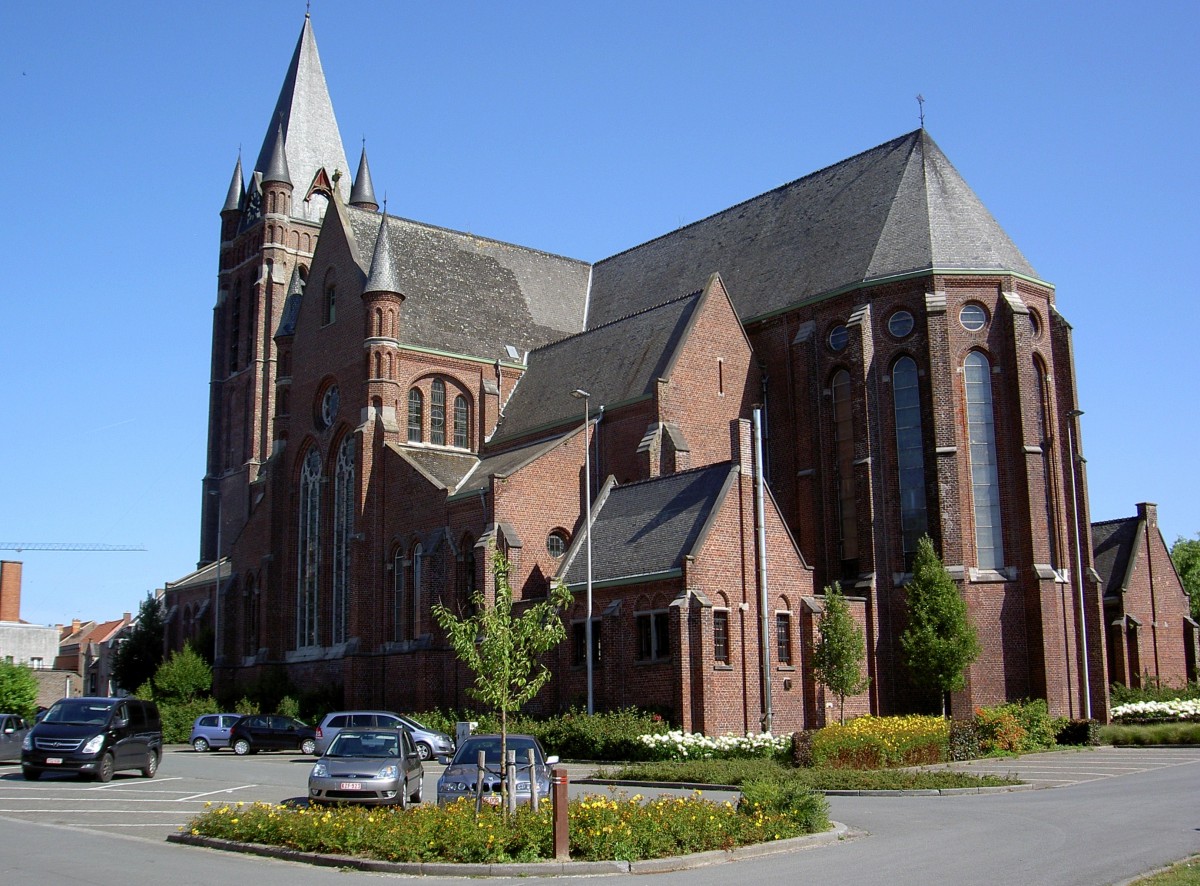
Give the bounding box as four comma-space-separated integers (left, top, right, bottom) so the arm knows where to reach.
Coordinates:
0, 543, 145, 552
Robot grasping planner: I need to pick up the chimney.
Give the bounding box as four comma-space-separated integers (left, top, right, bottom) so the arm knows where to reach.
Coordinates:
0, 561, 22, 622
72, 618, 81, 634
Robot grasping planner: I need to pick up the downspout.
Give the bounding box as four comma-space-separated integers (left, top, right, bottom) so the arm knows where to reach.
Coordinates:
754, 407, 772, 733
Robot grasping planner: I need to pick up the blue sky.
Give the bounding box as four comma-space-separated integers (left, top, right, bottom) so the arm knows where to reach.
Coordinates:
2, 1, 1196, 627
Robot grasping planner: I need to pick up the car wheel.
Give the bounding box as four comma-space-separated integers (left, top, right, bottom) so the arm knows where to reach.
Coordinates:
96, 753, 115, 783
142, 751, 159, 778
415, 742, 432, 761
192, 737, 210, 753
233, 738, 251, 756
21, 767, 41, 781
300, 737, 317, 756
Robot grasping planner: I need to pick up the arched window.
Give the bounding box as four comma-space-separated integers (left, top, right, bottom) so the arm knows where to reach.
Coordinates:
831, 369, 858, 577
431, 380, 446, 445
392, 547, 406, 642
244, 575, 259, 657
411, 543, 423, 641
407, 388, 423, 442
454, 395, 469, 448
323, 284, 336, 325
965, 351, 1004, 569
332, 436, 355, 645
892, 357, 928, 566
297, 448, 322, 647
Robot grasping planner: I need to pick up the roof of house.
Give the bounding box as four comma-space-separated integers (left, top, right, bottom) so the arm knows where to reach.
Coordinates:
489, 287, 706, 445
588, 129, 1038, 328
560, 462, 736, 587
343, 206, 590, 363
1092, 515, 1141, 598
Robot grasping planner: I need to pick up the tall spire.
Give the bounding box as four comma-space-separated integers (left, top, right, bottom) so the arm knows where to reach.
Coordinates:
222, 153, 244, 212
364, 214, 401, 295
264, 123, 291, 185
349, 145, 378, 210
253, 15, 349, 220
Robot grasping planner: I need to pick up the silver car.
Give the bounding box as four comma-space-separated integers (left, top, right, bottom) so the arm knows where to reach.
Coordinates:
308, 728, 424, 807
436, 734, 558, 806
315, 710, 454, 760
0, 713, 31, 763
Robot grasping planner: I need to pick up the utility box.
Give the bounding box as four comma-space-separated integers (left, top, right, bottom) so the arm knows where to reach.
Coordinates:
455, 720, 477, 747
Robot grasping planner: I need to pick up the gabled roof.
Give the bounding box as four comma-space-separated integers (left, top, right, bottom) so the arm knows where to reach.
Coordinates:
253, 14, 350, 222
489, 287, 705, 445
387, 443, 479, 491
344, 206, 589, 363
1092, 516, 1140, 599
560, 463, 736, 587
588, 129, 1038, 328
453, 430, 578, 498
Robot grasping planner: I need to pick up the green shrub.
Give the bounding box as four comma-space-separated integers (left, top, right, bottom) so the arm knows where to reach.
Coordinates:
972, 700, 1059, 755
234, 697, 260, 716
791, 729, 816, 767
0, 661, 38, 720
158, 697, 220, 743
153, 644, 212, 701
276, 695, 300, 719
1056, 718, 1100, 746
1100, 722, 1200, 746
740, 778, 829, 831
948, 719, 980, 761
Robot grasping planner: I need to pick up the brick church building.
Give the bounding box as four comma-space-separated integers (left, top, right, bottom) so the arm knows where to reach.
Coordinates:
170, 13, 1189, 730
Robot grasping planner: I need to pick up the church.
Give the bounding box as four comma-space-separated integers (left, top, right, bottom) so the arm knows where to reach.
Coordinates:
166, 12, 1184, 731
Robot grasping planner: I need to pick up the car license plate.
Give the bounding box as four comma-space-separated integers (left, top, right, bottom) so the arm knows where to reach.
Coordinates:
483, 795, 501, 806
46, 757, 62, 765
339, 782, 362, 790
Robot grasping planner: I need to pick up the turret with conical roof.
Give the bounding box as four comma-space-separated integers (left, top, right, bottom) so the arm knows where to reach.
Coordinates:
220, 154, 244, 242
362, 212, 404, 423
350, 146, 378, 211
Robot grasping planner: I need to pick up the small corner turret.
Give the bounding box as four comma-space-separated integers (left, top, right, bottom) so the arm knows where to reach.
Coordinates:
349, 145, 378, 211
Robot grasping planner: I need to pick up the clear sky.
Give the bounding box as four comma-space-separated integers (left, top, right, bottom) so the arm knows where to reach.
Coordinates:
2, 1, 1197, 628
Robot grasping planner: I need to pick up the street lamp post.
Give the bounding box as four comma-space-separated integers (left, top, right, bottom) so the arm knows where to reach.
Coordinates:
1066, 409, 1090, 720
570, 388, 594, 715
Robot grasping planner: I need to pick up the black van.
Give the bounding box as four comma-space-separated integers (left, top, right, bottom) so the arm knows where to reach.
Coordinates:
21, 697, 162, 782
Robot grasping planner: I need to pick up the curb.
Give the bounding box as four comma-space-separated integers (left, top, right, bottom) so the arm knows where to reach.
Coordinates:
166, 821, 849, 876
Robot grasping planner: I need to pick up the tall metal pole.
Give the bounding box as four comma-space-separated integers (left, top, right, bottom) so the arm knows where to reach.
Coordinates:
1067, 409, 1090, 720
571, 389, 594, 715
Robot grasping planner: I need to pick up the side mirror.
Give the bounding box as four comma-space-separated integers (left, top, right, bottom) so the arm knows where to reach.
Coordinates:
113, 716, 128, 729
545, 755, 560, 765
3, 727, 13, 735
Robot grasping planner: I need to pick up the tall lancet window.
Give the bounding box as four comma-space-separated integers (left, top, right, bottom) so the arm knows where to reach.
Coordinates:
431, 380, 446, 445
831, 369, 858, 578
892, 356, 928, 566
297, 448, 322, 647
965, 351, 1004, 569
332, 436, 355, 645
1035, 359, 1058, 569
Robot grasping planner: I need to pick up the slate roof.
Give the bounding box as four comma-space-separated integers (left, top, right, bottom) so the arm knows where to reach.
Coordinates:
344, 207, 590, 363
453, 431, 578, 498
489, 288, 705, 445
1092, 516, 1140, 599
253, 15, 350, 222
387, 444, 479, 491
560, 463, 735, 587
587, 129, 1038, 328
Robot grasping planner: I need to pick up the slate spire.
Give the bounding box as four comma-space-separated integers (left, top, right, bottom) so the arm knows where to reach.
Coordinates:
364, 213, 401, 295
349, 145, 378, 210
222, 153, 244, 213
263, 122, 291, 186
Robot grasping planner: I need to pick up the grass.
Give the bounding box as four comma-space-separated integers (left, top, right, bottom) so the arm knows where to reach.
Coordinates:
1101, 722, 1200, 746
1134, 856, 1200, 885
597, 758, 1021, 790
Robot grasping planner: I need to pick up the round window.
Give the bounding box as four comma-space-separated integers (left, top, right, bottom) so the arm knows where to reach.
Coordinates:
828, 325, 849, 352
959, 303, 987, 332
888, 310, 914, 339
547, 530, 568, 558
1028, 309, 1042, 339
320, 385, 340, 427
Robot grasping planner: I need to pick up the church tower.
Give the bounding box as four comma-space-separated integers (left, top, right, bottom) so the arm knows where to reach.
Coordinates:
201, 13, 352, 568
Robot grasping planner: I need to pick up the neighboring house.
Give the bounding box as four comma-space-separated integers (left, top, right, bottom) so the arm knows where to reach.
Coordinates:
56, 615, 133, 697
0, 561, 86, 707
1093, 503, 1198, 687
178, 13, 1129, 727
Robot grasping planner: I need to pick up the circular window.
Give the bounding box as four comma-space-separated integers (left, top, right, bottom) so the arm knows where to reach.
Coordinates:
320, 384, 340, 428
828, 325, 849, 352
959, 303, 988, 332
1028, 309, 1042, 339
546, 530, 568, 558
887, 310, 914, 339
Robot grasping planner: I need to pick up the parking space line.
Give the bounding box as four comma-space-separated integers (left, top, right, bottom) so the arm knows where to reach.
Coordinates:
178, 784, 259, 802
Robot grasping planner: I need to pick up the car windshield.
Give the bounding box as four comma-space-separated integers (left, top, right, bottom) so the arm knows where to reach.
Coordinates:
327, 732, 399, 758
43, 700, 114, 726
398, 715, 427, 731
453, 737, 541, 766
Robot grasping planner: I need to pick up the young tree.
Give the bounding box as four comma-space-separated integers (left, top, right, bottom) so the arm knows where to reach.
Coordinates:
812, 583, 870, 724
0, 661, 39, 720
112, 593, 165, 693
900, 535, 981, 717
432, 547, 571, 806
1170, 534, 1200, 620
152, 643, 213, 702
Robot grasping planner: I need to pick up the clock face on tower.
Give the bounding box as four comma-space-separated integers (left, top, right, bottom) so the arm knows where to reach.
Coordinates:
320, 385, 339, 428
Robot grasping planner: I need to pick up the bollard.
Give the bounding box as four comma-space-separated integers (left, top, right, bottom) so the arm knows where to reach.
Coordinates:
527, 748, 538, 811
551, 765, 569, 860
474, 749, 486, 817
506, 749, 517, 815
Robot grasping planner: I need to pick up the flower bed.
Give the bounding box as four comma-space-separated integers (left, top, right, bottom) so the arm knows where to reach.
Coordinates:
1111, 699, 1200, 723
809, 715, 948, 768
185, 791, 829, 864
636, 730, 791, 761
